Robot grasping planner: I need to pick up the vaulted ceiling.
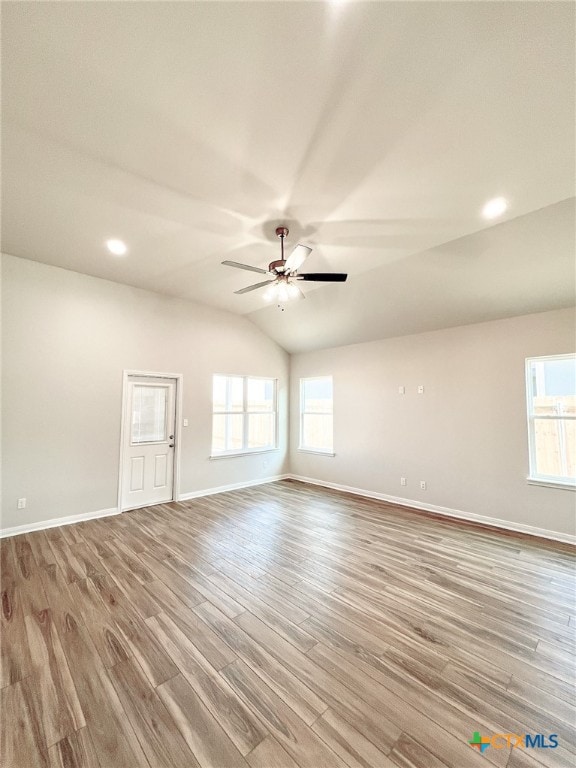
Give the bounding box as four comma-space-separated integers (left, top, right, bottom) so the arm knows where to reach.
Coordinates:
2, 1, 574, 353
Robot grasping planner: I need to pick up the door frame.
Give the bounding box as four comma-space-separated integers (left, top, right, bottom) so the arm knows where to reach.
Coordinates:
117, 370, 183, 513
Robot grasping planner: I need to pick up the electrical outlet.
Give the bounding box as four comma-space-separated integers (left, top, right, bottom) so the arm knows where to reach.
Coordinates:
183, 418, 189, 427
398, 386, 405, 395
420, 481, 426, 490
417, 385, 424, 394
17, 498, 26, 509
400, 477, 407, 486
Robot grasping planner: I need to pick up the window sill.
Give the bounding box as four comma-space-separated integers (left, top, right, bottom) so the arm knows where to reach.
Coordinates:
209, 448, 279, 460
297, 448, 336, 457
527, 477, 576, 491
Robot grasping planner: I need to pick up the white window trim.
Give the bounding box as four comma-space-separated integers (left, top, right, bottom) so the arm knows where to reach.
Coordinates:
299, 375, 334, 454
527, 478, 575, 491
211, 374, 278, 457
525, 354, 576, 488
297, 448, 336, 457
210, 448, 280, 460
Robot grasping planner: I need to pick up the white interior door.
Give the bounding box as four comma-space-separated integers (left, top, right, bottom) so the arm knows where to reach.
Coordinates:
121, 376, 177, 511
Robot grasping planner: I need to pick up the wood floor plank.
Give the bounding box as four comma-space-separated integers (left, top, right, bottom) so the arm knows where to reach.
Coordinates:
506, 749, 574, 768
436, 664, 576, 756
109, 656, 199, 768
25, 531, 57, 569
307, 643, 509, 768
68, 578, 132, 669
213, 556, 268, 580
56, 610, 149, 768
160, 549, 246, 618
11, 537, 50, 616
48, 536, 89, 584
24, 609, 85, 746
506, 673, 576, 713
2, 480, 574, 768
99, 554, 161, 618
1, 541, 32, 687
194, 600, 329, 725
389, 733, 450, 768
246, 735, 300, 768
311, 708, 397, 768
207, 570, 317, 652
156, 673, 249, 768
1, 678, 50, 768
142, 580, 238, 670
48, 728, 102, 768
89, 572, 179, 687
104, 539, 156, 583
137, 551, 206, 609
221, 659, 349, 768
232, 609, 402, 755
77, 523, 117, 560
211, 558, 310, 624
148, 612, 267, 755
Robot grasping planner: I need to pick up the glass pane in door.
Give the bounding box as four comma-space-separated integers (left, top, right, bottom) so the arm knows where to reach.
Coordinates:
131, 385, 168, 443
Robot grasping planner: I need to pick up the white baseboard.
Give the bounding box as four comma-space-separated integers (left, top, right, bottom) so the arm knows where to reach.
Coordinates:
3, 474, 571, 546
287, 474, 576, 546
0, 476, 289, 539
179, 474, 290, 501
0, 507, 120, 539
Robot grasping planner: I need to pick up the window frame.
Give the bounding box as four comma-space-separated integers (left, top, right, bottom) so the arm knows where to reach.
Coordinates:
525, 353, 576, 489
298, 375, 335, 456
210, 374, 278, 458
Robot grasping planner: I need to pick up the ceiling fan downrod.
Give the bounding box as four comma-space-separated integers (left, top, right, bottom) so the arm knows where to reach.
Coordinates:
269, 227, 289, 274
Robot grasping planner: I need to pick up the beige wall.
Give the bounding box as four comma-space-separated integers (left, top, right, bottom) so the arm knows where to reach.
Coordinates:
1, 254, 289, 530
290, 308, 576, 539
2, 253, 574, 540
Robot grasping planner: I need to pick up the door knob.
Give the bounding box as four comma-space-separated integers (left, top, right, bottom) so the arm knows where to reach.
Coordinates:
169, 444, 174, 448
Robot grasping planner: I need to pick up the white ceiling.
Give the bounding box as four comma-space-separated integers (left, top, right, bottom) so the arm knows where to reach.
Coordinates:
2, 1, 574, 353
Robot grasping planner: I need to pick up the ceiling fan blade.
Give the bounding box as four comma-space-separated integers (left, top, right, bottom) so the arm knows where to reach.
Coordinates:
296, 273, 348, 282
234, 280, 275, 295
222, 260, 268, 275
284, 244, 312, 273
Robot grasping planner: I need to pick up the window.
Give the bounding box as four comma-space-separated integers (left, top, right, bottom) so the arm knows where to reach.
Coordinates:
526, 354, 576, 487
212, 375, 277, 456
131, 385, 168, 443
300, 376, 334, 453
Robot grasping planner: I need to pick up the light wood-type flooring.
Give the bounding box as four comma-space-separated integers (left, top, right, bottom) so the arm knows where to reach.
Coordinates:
1, 480, 575, 768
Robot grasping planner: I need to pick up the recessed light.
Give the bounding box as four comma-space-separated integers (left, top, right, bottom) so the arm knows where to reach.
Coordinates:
106, 239, 127, 256
482, 197, 508, 220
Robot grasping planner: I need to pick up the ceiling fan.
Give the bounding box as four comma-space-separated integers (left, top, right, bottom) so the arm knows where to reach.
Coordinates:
222, 227, 347, 302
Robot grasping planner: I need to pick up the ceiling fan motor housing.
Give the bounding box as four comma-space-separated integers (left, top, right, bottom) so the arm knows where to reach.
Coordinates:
269, 259, 288, 274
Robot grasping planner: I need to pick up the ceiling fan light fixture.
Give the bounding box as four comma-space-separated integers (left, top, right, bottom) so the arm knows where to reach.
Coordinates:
263, 279, 300, 304
263, 284, 278, 302
286, 281, 301, 300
